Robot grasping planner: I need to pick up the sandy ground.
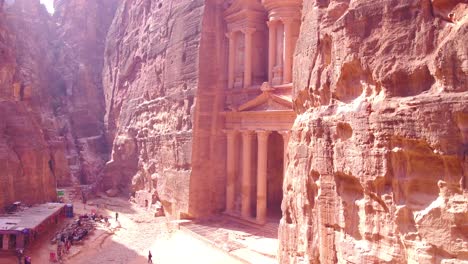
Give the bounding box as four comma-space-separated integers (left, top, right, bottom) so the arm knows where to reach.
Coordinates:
1, 194, 243, 264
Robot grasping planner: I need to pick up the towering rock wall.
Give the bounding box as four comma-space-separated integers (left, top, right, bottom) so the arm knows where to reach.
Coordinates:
103, 0, 207, 217
52, 0, 120, 184
280, 0, 468, 263
0, 0, 120, 209
0, 0, 63, 209
102, 0, 228, 218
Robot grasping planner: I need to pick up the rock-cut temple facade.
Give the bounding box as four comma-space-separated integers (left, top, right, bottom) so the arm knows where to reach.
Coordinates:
220, 0, 302, 225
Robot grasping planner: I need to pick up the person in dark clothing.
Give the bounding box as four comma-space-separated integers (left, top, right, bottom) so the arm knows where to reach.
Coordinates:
115, 212, 119, 222
148, 250, 153, 263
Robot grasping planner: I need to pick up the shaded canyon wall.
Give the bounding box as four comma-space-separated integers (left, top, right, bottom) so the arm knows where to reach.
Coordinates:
0, 0, 64, 209
279, 0, 468, 263
0, 0, 119, 209
52, 0, 120, 185
102, 0, 228, 218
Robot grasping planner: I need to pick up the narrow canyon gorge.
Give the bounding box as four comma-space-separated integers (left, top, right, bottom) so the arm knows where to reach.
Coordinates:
0, 0, 467, 263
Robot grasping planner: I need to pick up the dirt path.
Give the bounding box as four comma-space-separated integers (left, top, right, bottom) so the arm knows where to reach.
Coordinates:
66, 197, 244, 264
2, 195, 243, 264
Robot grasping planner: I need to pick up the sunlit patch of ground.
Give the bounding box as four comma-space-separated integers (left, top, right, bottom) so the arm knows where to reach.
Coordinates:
1, 192, 242, 264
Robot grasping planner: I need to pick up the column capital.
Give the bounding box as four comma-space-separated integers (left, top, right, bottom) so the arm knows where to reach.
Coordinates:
241, 130, 255, 136
241, 130, 255, 141
222, 129, 239, 135
241, 27, 256, 35
280, 17, 296, 25
225, 31, 237, 39
267, 20, 280, 28
256, 130, 272, 139
278, 130, 291, 137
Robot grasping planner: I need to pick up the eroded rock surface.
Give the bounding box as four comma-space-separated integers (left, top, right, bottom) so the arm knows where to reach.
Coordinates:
102, 0, 229, 218
280, 0, 468, 263
103, 0, 205, 217
0, 0, 119, 209
0, 0, 63, 208
52, 0, 120, 184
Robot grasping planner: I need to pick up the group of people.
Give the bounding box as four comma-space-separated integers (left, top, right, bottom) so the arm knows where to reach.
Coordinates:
56, 232, 73, 260
52, 213, 98, 261
16, 210, 153, 264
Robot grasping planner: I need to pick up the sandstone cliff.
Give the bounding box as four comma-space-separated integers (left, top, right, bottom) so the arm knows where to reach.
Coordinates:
280, 0, 468, 263
0, 0, 62, 208
52, 0, 120, 184
0, 0, 119, 209
103, 0, 219, 217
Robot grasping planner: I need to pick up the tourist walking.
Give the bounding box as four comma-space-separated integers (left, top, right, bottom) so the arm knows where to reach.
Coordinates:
148, 250, 153, 263
115, 212, 119, 222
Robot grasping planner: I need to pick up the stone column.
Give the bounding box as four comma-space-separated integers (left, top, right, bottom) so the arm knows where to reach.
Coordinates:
267, 20, 278, 83
242, 28, 256, 88
241, 130, 254, 218
226, 32, 237, 89
279, 130, 291, 176
224, 130, 238, 212
256, 130, 271, 224
282, 18, 294, 84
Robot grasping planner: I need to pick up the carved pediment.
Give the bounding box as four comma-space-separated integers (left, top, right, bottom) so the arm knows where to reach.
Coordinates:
237, 89, 293, 112
249, 99, 292, 111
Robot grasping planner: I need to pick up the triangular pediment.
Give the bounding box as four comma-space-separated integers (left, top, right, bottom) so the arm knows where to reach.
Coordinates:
237, 90, 293, 112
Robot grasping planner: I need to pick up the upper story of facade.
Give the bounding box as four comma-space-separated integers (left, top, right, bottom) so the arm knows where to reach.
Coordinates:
223, 0, 303, 91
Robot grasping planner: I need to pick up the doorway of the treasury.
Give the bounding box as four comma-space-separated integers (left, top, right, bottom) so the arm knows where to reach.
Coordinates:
266, 132, 284, 219
223, 127, 291, 226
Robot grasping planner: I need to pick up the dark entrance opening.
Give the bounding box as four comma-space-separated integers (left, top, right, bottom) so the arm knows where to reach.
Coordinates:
9, 234, 16, 249
267, 132, 284, 219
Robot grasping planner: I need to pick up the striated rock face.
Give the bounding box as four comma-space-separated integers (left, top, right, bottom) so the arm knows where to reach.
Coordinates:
0, 0, 120, 209
102, 0, 204, 216
52, 0, 120, 184
0, 0, 63, 208
280, 0, 468, 263
103, 0, 227, 218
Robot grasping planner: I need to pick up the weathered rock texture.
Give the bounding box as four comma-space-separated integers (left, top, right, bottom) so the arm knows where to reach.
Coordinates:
52, 0, 120, 184
0, 0, 62, 208
280, 0, 468, 263
103, 0, 227, 218
0, 0, 119, 209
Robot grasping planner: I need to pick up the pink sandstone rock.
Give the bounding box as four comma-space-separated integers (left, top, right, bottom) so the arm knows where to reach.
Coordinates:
0, 0, 62, 209
279, 0, 468, 263
52, 0, 120, 184
102, 0, 215, 218
0, 0, 119, 209
3, 1, 464, 262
